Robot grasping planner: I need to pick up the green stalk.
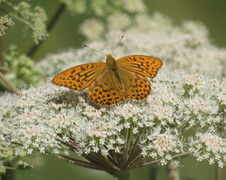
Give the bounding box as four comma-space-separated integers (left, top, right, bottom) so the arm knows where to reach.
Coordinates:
215, 164, 221, 180
123, 127, 131, 168
55, 154, 111, 172
115, 170, 131, 180
150, 165, 158, 180
129, 152, 190, 170
0, 72, 22, 96
126, 128, 143, 166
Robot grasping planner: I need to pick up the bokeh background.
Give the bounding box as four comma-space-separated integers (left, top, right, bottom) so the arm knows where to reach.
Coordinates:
2, 0, 226, 60
1, 0, 226, 179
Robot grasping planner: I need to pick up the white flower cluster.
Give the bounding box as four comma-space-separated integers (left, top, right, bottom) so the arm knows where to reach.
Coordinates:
77, 12, 226, 77
140, 128, 183, 166
189, 133, 226, 168
0, 140, 27, 174
0, 69, 225, 167
80, 19, 105, 40
38, 12, 226, 78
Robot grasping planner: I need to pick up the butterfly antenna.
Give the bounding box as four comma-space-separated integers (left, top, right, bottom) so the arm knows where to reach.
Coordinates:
111, 35, 124, 54
84, 45, 107, 56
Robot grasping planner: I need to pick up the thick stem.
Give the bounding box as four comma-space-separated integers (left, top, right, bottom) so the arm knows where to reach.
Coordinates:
167, 164, 179, 180
150, 165, 158, 180
27, 3, 66, 57
116, 170, 131, 180
215, 164, 221, 180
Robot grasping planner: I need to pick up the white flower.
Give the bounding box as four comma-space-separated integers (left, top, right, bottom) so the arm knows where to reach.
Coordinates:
143, 129, 182, 160
189, 133, 225, 167
123, 0, 146, 13
115, 103, 142, 120
107, 13, 131, 30
199, 133, 225, 154
80, 19, 104, 40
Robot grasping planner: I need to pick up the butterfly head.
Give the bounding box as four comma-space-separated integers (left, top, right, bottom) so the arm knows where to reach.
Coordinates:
106, 54, 117, 70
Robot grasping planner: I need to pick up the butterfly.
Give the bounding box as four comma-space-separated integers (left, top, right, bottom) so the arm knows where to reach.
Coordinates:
52, 54, 162, 106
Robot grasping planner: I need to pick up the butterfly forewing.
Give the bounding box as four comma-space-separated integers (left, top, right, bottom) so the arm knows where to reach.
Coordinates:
117, 55, 162, 78
52, 63, 106, 90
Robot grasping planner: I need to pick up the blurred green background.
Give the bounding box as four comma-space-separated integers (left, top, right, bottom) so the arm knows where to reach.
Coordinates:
2, 0, 226, 60
1, 0, 226, 179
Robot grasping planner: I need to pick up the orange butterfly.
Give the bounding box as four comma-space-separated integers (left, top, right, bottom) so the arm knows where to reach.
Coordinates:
52, 54, 162, 106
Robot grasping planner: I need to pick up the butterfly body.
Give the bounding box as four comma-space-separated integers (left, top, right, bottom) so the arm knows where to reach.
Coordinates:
106, 54, 117, 70
52, 54, 162, 106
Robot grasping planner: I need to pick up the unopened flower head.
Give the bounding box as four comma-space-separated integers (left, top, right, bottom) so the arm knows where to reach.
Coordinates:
0, 15, 14, 36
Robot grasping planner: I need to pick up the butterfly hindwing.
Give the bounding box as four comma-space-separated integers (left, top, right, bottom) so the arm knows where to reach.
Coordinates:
117, 67, 151, 101
117, 55, 162, 78
125, 74, 151, 100
88, 70, 125, 106
52, 63, 106, 90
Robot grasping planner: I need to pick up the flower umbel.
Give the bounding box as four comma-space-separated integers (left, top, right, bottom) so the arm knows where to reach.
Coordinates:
0, 69, 225, 176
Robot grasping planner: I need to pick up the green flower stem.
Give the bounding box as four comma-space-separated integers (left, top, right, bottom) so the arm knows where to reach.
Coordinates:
215, 164, 222, 180
126, 128, 143, 166
129, 152, 190, 170
115, 170, 131, 180
102, 154, 120, 171
8, 12, 31, 27
149, 166, 158, 180
55, 154, 113, 172
0, 72, 22, 96
122, 128, 130, 168
59, 138, 118, 171
27, 3, 66, 57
